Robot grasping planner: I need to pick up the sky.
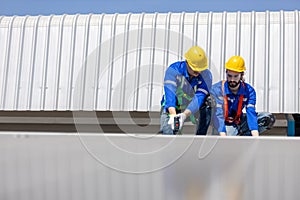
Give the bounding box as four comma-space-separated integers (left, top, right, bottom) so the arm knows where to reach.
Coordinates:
1, 0, 300, 16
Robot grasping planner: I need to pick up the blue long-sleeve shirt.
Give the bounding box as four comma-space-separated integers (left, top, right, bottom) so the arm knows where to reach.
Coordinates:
210, 80, 258, 133
161, 61, 212, 114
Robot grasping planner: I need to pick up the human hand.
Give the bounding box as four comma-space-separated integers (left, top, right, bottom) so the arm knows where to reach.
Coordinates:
219, 132, 226, 136
251, 130, 259, 137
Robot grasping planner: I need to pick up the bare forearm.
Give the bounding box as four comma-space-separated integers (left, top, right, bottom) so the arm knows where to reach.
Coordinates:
168, 107, 176, 115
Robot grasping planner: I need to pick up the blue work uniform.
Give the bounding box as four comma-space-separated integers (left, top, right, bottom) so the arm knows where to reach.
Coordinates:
160, 61, 212, 135
211, 80, 258, 135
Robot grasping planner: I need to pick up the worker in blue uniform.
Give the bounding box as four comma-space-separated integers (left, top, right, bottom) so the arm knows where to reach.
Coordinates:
160, 46, 213, 135
211, 56, 275, 136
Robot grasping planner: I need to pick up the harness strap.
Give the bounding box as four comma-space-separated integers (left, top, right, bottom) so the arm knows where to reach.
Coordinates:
222, 80, 244, 124
163, 76, 197, 124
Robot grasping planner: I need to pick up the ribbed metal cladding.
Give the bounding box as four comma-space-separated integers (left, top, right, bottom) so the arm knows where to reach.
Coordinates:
0, 11, 299, 112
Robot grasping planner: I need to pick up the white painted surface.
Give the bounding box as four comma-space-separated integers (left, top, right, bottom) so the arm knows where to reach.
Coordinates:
0, 133, 299, 200
0, 11, 299, 112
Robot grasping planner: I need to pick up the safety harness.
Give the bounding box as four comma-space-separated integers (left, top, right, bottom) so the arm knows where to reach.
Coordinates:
162, 76, 198, 124
222, 80, 244, 125
176, 76, 199, 123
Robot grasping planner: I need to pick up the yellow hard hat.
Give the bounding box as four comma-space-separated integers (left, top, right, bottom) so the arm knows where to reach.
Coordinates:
184, 46, 208, 72
225, 56, 246, 72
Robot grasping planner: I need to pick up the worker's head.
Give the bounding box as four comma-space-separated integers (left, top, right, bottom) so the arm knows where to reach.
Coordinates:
225, 56, 246, 88
185, 46, 208, 75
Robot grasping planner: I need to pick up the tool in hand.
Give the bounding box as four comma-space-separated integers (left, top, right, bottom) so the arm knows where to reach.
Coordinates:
173, 116, 180, 134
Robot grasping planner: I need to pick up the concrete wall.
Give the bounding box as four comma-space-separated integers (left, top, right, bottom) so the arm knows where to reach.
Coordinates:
0, 132, 299, 200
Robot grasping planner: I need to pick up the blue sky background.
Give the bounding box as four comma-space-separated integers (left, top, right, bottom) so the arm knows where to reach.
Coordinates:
1, 0, 300, 16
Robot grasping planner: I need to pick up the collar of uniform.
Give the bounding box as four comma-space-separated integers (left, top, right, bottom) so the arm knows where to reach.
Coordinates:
182, 61, 189, 79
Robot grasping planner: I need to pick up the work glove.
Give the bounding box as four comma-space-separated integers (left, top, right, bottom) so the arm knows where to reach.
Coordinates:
167, 114, 177, 130
176, 113, 187, 130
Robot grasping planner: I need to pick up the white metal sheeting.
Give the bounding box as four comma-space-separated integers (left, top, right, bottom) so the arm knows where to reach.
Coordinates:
0, 11, 299, 112
0, 133, 300, 200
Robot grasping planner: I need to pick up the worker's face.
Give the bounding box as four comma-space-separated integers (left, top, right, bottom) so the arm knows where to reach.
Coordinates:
226, 70, 242, 88
187, 64, 201, 77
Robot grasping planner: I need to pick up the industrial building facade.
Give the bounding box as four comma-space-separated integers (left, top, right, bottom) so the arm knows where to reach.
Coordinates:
1, 11, 299, 113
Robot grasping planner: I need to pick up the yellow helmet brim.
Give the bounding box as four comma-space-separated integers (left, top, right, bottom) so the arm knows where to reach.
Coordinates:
189, 63, 208, 72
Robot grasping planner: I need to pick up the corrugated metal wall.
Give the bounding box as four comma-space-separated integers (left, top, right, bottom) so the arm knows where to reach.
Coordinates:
0, 11, 299, 113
